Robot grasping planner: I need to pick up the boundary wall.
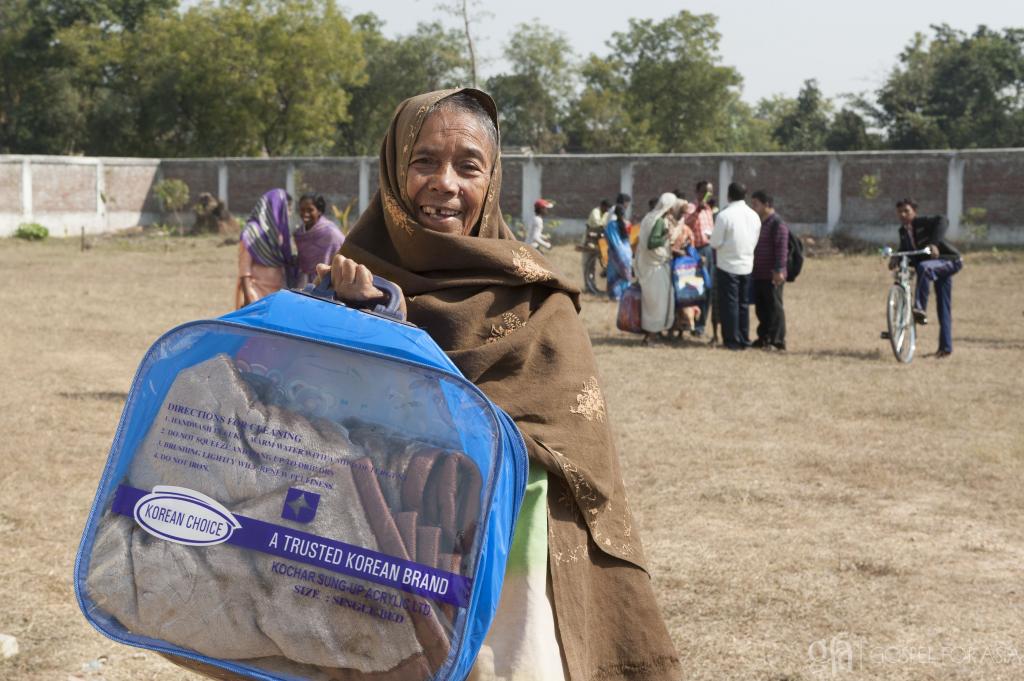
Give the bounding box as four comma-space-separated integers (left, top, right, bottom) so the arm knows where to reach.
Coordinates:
2, 150, 1023, 244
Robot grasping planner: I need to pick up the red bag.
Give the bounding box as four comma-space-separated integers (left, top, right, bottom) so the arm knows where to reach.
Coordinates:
616, 283, 643, 334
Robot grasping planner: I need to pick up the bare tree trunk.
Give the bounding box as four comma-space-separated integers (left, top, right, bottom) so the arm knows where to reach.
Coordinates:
461, 0, 477, 88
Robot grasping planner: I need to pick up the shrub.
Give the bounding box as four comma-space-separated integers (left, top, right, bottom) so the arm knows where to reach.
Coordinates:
153, 179, 191, 235
14, 223, 49, 241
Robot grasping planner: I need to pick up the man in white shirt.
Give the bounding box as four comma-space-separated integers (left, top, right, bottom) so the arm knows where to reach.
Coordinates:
709, 182, 762, 350
526, 198, 554, 250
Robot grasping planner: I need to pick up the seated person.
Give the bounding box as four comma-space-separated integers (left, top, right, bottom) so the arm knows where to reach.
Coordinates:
894, 198, 963, 358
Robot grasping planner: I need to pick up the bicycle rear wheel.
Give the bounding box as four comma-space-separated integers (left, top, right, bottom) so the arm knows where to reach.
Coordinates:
886, 284, 916, 363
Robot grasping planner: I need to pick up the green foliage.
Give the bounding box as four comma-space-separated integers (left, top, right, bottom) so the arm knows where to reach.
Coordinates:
13, 222, 49, 241
0, 0, 176, 154
770, 79, 832, 151
56, 0, 365, 156
860, 174, 881, 200
336, 16, 468, 155
331, 199, 357, 234
961, 206, 989, 242
486, 24, 575, 152
4, 4, 1022, 156
873, 25, 1024, 149
604, 11, 744, 152
564, 56, 658, 153
154, 178, 190, 234
154, 179, 190, 213
826, 109, 879, 151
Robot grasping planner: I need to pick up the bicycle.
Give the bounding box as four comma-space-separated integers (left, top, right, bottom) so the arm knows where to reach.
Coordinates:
879, 246, 931, 363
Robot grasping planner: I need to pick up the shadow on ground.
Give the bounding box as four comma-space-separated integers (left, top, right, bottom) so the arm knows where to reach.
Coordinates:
58, 390, 128, 402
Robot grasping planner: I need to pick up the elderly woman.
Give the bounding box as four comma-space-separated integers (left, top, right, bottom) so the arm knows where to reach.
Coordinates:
316, 89, 679, 681
635, 192, 678, 345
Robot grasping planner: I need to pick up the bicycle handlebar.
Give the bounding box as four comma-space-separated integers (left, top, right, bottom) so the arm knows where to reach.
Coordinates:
880, 246, 932, 258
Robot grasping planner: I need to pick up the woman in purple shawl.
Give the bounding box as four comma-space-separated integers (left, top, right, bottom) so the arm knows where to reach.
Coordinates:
237, 188, 296, 307
294, 193, 344, 287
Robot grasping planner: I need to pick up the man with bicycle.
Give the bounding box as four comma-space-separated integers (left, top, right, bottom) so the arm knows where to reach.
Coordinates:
893, 199, 963, 358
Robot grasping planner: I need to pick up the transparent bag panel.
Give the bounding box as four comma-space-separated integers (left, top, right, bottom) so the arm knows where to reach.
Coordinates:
80, 324, 498, 680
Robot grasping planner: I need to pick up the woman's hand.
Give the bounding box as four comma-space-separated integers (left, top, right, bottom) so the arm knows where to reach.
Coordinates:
314, 254, 407, 317
314, 254, 384, 301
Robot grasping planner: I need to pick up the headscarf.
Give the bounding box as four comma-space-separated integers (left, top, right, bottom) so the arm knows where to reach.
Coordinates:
293, 214, 344, 276
638, 192, 678, 269
340, 89, 679, 679
241, 188, 298, 287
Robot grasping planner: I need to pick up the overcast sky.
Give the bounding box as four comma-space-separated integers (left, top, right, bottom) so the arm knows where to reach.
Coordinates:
337, 0, 1024, 104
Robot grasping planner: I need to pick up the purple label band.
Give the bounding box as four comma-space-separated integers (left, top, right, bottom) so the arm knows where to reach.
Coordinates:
112, 485, 472, 608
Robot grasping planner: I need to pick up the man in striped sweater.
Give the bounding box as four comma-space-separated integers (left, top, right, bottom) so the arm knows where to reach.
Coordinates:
749, 190, 789, 351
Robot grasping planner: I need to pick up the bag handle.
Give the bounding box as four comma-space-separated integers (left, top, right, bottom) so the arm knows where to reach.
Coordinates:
303, 274, 406, 322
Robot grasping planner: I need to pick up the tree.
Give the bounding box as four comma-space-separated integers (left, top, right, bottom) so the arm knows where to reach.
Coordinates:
61, 0, 366, 157
435, 0, 488, 88
771, 79, 832, 151
602, 11, 744, 152
486, 24, 575, 152
563, 56, 658, 153
0, 0, 176, 154
336, 15, 469, 155
874, 25, 1024, 149
719, 94, 777, 152
826, 108, 878, 151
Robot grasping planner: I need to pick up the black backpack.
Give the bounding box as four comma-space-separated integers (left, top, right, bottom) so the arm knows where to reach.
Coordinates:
786, 231, 804, 282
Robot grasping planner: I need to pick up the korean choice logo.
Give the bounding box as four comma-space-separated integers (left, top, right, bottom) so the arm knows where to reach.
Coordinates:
133, 486, 241, 546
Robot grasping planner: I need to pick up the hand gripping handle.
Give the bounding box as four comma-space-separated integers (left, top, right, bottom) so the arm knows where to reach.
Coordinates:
305, 274, 405, 322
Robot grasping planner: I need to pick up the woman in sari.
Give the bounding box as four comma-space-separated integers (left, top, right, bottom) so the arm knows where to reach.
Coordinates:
317, 89, 680, 681
294, 193, 345, 288
604, 203, 633, 300
236, 188, 297, 307
635, 192, 678, 345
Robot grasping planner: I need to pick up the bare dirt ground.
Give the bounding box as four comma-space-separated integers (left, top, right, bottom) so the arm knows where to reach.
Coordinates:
1, 234, 1023, 681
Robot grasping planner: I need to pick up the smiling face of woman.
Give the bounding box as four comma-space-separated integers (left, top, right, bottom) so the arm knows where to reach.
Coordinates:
405, 108, 496, 235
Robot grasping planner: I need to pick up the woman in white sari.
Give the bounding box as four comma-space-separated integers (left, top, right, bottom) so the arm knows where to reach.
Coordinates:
635, 192, 678, 345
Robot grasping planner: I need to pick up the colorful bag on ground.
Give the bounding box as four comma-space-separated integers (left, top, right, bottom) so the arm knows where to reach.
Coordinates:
74, 279, 528, 681
616, 282, 643, 334
672, 246, 709, 307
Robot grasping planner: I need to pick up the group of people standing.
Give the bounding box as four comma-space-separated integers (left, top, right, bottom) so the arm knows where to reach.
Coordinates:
593, 180, 792, 350
236, 189, 345, 307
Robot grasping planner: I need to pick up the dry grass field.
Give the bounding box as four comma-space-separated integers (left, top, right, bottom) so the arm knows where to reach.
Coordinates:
1, 233, 1023, 681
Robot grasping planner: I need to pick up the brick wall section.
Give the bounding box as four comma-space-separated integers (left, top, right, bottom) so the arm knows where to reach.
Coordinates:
731, 156, 828, 225
104, 163, 160, 213
840, 154, 949, 225
6, 151, 1024, 242
293, 160, 360, 216
0, 162, 21, 212
498, 158, 523, 223
228, 161, 288, 216
962, 152, 1024, 226
161, 161, 219, 209
633, 157, 721, 209
32, 162, 96, 213
538, 156, 620, 221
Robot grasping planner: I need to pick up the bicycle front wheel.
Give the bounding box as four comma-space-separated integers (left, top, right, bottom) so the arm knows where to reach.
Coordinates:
582, 251, 605, 295
886, 284, 916, 363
